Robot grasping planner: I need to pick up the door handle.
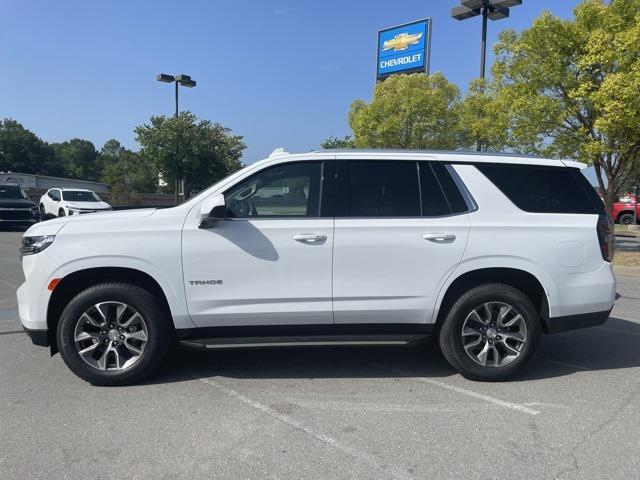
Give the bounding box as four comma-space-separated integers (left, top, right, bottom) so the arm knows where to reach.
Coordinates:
422, 233, 456, 243
293, 233, 327, 244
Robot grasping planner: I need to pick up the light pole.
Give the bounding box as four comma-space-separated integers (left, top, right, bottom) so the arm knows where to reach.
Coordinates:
452, 0, 522, 150
156, 73, 197, 204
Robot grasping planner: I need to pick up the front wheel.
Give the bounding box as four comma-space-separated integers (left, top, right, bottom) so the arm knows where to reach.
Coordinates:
438, 283, 541, 381
57, 283, 173, 386
58, 208, 66, 217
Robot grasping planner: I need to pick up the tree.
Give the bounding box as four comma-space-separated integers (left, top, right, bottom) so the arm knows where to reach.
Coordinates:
100, 139, 157, 202
492, 0, 640, 211
52, 139, 100, 181
455, 79, 510, 152
321, 135, 355, 149
135, 111, 245, 198
348, 73, 465, 150
0, 119, 61, 175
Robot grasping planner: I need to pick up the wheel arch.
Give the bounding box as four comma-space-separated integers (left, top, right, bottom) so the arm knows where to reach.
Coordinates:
46, 267, 173, 353
434, 267, 551, 334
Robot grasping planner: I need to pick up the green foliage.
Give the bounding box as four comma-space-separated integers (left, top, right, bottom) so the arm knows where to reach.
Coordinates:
492, 0, 640, 208
51, 139, 100, 181
348, 73, 465, 150
321, 135, 355, 149
135, 111, 245, 198
0, 119, 62, 176
100, 139, 157, 200
455, 79, 510, 152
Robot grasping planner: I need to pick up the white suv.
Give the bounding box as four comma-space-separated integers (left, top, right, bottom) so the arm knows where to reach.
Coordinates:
17, 150, 616, 385
39, 188, 112, 218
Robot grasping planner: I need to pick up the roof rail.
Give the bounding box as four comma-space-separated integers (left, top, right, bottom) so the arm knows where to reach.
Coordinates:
269, 147, 289, 157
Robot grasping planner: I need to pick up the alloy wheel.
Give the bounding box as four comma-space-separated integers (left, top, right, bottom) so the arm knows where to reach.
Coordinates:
461, 302, 528, 367
73, 301, 149, 372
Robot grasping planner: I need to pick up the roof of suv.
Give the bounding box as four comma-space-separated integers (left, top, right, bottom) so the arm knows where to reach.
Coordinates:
266, 148, 586, 169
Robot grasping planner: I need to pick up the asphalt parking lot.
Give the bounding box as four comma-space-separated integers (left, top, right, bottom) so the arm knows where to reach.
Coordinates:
1, 228, 639, 480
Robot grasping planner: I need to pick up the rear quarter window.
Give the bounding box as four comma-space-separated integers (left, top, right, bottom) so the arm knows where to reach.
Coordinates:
477, 164, 603, 214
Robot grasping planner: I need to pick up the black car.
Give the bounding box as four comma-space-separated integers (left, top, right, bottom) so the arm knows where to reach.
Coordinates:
0, 184, 40, 227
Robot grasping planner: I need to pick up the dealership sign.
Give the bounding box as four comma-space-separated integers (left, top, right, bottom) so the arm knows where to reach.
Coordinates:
377, 18, 432, 80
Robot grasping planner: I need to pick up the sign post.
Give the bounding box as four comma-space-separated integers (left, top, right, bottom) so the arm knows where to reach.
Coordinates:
377, 18, 432, 81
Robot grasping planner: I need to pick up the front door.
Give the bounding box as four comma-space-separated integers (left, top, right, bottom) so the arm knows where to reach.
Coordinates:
181, 160, 335, 327
332, 160, 470, 324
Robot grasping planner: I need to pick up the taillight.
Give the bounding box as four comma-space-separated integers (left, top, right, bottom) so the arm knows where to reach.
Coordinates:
597, 214, 615, 262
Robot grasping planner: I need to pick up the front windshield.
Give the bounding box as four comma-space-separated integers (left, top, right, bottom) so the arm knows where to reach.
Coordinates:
62, 191, 101, 202
0, 185, 29, 200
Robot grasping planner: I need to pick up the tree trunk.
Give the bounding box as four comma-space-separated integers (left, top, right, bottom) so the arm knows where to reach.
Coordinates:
183, 178, 192, 200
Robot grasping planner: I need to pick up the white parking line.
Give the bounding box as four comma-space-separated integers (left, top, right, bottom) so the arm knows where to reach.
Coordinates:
371, 363, 540, 416
193, 373, 414, 480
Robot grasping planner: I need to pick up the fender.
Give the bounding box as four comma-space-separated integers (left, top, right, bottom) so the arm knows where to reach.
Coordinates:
431, 255, 557, 322
45, 255, 195, 330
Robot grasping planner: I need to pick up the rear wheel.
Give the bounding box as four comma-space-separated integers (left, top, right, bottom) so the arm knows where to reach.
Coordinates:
57, 283, 172, 386
438, 283, 540, 381
618, 212, 635, 225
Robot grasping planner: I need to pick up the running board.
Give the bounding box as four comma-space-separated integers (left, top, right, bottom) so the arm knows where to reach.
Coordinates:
179, 334, 430, 350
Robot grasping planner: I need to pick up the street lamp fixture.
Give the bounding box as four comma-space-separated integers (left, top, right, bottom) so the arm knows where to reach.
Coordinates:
451, 0, 522, 78
156, 73, 197, 204
451, 0, 522, 151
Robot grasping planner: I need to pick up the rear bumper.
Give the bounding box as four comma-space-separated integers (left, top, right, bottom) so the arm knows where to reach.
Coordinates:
543, 308, 611, 335
23, 326, 49, 346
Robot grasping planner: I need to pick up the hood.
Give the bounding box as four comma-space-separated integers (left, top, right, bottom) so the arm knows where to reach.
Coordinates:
25, 208, 157, 236
0, 198, 36, 209
65, 201, 111, 210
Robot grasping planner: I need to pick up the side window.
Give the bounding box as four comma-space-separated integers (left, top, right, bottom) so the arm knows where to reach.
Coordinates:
477, 164, 598, 214
431, 162, 470, 214
49, 190, 61, 201
347, 161, 420, 217
225, 162, 323, 218
418, 163, 450, 216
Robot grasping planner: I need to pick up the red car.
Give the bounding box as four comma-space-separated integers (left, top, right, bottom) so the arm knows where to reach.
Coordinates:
612, 194, 640, 225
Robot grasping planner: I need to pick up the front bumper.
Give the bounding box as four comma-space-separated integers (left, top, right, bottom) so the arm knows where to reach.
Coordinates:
543, 308, 611, 334
23, 326, 49, 347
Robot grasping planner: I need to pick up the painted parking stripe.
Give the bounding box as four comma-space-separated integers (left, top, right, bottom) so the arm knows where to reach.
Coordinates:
193, 373, 414, 480
371, 363, 540, 416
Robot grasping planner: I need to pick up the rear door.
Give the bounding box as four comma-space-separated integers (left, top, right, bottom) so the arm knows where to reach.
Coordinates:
332, 160, 471, 324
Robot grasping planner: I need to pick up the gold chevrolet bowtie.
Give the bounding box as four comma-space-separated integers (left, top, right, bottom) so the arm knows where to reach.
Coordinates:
382, 32, 423, 52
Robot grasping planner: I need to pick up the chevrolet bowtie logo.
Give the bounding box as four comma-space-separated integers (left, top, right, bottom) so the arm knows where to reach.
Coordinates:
382, 32, 423, 52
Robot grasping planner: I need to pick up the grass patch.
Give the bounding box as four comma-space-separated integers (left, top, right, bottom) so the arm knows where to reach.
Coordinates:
613, 251, 640, 267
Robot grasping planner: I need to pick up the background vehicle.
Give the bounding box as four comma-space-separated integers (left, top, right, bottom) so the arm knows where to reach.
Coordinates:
612, 194, 639, 225
17, 150, 616, 385
0, 184, 39, 227
39, 188, 112, 218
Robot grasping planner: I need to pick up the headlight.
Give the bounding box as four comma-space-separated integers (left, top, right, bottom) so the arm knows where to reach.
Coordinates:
20, 235, 55, 256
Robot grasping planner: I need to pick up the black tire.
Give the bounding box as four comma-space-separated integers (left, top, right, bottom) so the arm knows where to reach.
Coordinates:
438, 283, 541, 381
58, 208, 65, 217
39, 204, 46, 220
618, 213, 635, 225
57, 283, 173, 386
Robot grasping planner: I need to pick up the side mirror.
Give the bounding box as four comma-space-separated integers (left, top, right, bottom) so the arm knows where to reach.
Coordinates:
199, 194, 226, 229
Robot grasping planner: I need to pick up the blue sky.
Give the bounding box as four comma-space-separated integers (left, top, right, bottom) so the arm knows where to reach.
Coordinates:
1, 0, 580, 166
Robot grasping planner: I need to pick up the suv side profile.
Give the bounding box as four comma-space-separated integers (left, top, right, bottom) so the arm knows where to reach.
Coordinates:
39, 188, 112, 218
18, 150, 616, 385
